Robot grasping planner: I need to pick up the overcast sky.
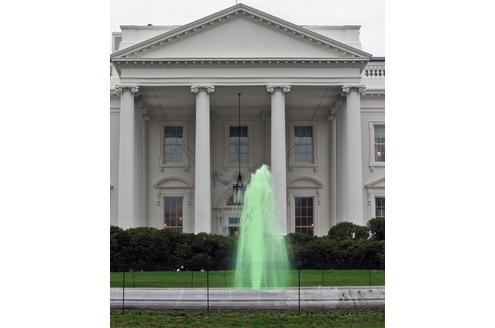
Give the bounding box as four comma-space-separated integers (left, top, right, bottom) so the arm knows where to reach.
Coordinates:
111, 0, 384, 56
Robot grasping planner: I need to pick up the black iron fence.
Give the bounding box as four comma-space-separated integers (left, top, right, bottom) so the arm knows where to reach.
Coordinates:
111, 269, 385, 314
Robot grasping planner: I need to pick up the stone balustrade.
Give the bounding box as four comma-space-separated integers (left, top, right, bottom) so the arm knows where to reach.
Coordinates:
363, 62, 385, 78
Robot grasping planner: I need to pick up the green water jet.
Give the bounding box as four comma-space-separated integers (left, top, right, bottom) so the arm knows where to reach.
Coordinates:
233, 164, 290, 289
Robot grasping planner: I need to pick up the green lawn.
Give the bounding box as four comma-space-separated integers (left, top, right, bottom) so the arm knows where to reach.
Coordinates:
110, 270, 384, 288
111, 310, 384, 328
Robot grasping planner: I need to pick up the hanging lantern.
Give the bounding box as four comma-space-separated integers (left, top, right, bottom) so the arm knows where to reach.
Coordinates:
233, 173, 244, 205
232, 93, 244, 205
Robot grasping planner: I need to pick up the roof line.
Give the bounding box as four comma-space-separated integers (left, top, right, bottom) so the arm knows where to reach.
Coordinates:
111, 3, 371, 59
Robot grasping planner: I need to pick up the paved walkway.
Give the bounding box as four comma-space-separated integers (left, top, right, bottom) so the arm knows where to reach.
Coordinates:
110, 286, 384, 310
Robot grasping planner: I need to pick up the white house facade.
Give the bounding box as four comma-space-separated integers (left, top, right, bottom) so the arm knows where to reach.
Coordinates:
110, 4, 385, 236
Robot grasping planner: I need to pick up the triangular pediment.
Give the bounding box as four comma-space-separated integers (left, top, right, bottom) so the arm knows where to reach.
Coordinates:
365, 177, 385, 189
111, 4, 370, 61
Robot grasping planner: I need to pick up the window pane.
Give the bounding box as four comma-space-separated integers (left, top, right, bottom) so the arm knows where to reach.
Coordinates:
294, 126, 313, 163
164, 197, 183, 232
295, 197, 314, 236
164, 126, 184, 163
375, 197, 385, 218
229, 125, 248, 163
229, 217, 240, 225
374, 125, 385, 162
113, 36, 122, 51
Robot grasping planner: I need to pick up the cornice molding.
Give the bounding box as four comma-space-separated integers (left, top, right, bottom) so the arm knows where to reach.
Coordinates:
266, 85, 291, 94
190, 85, 215, 94
361, 89, 385, 97
111, 57, 368, 68
110, 4, 371, 61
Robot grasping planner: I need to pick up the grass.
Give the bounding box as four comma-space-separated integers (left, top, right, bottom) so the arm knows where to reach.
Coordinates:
110, 269, 384, 288
110, 310, 385, 328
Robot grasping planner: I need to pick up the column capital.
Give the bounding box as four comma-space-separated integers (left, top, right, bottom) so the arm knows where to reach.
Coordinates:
115, 85, 139, 96
341, 85, 366, 95
266, 85, 291, 94
190, 85, 215, 94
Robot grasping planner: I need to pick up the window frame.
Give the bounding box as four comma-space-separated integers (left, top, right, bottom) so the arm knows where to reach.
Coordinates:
369, 122, 385, 167
160, 121, 189, 168
163, 196, 184, 232
288, 189, 320, 235
288, 121, 318, 167
293, 196, 315, 236
223, 121, 253, 168
374, 196, 385, 219
367, 188, 385, 220
112, 32, 122, 52
221, 216, 241, 236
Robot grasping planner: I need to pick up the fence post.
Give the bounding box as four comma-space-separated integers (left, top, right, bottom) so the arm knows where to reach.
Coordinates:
122, 271, 125, 314
191, 271, 194, 288
206, 271, 210, 315
224, 270, 227, 288
132, 270, 135, 288
321, 269, 324, 286
369, 269, 372, 285
298, 269, 301, 315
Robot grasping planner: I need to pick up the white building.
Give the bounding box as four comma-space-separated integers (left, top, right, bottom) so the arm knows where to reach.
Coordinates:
110, 3, 385, 236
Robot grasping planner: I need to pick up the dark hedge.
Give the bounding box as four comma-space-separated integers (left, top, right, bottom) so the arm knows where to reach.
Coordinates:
110, 226, 384, 271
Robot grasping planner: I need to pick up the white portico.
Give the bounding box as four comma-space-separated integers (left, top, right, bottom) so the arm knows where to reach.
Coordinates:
110, 4, 385, 235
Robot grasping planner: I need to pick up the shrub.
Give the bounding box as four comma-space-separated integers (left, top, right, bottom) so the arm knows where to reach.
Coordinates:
292, 238, 384, 269
110, 226, 384, 271
110, 227, 237, 271
110, 225, 122, 235
367, 218, 385, 240
328, 222, 369, 241
332, 240, 385, 269
285, 233, 317, 269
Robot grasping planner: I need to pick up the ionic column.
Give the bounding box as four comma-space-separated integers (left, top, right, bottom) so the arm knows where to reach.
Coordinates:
115, 85, 139, 229
340, 85, 365, 224
191, 85, 215, 233
267, 85, 291, 235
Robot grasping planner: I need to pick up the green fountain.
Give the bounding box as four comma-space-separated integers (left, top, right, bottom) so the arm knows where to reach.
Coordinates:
233, 164, 291, 289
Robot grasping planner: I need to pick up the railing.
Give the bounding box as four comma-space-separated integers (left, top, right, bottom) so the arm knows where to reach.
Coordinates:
363, 62, 385, 78
110, 269, 385, 314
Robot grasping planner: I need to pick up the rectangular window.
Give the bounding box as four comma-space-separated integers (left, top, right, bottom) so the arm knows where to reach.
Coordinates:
294, 126, 314, 163
375, 197, 385, 218
164, 197, 183, 232
228, 217, 240, 225
113, 36, 122, 52
164, 126, 184, 164
228, 217, 240, 236
374, 125, 385, 162
222, 217, 240, 236
229, 126, 248, 163
295, 197, 314, 236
